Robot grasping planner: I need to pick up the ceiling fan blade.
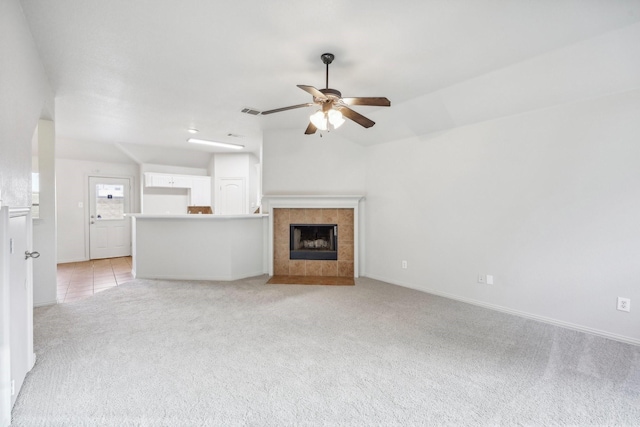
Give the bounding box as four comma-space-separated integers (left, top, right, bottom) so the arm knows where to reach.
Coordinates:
304, 122, 317, 135
297, 85, 328, 100
342, 97, 391, 107
340, 106, 375, 128
261, 103, 313, 115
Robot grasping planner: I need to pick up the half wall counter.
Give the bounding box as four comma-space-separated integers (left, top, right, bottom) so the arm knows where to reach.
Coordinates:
128, 214, 268, 281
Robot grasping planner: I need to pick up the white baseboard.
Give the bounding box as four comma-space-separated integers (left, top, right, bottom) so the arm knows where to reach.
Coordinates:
56, 257, 89, 264
134, 270, 267, 282
365, 274, 640, 347
33, 299, 58, 308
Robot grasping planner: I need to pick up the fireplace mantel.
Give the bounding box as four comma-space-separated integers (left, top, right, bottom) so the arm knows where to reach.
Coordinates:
262, 195, 364, 210
262, 195, 364, 277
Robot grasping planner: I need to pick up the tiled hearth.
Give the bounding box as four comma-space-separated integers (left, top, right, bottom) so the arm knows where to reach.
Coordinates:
273, 208, 354, 277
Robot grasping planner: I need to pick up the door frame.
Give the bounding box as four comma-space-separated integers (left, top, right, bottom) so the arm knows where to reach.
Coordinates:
85, 174, 136, 261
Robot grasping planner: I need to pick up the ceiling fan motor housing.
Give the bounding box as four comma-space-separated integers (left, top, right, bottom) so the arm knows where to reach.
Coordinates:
320, 53, 335, 65
317, 88, 342, 111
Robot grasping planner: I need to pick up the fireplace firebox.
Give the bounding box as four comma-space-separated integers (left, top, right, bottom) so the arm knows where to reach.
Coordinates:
290, 224, 338, 260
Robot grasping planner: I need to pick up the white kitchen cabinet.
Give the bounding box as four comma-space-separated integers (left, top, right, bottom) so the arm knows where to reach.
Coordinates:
144, 173, 193, 189
145, 173, 172, 187
171, 175, 193, 189
190, 177, 211, 206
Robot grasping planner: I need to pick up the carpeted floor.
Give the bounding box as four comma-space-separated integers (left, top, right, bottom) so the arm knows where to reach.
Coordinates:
11, 276, 640, 426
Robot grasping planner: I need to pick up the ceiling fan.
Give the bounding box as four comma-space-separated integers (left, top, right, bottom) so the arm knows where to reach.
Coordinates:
261, 53, 391, 135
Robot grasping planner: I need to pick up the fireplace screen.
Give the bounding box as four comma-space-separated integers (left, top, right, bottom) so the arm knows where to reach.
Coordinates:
290, 224, 338, 260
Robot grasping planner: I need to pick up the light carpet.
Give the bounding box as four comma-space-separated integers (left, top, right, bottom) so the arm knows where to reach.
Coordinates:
11, 276, 640, 426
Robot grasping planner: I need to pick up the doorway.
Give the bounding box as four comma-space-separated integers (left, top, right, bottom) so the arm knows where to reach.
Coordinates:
88, 176, 132, 259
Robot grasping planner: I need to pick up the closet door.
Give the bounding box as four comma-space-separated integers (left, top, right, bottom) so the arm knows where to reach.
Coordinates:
9, 212, 28, 408
2, 207, 35, 416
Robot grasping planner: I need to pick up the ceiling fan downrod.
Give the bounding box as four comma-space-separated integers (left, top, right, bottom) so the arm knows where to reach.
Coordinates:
320, 53, 334, 89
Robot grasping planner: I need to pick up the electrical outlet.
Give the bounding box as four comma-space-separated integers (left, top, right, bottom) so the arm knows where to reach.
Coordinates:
401, 260, 408, 269
478, 274, 485, 284
617, 297, 631, 312
486, 275, 494, 285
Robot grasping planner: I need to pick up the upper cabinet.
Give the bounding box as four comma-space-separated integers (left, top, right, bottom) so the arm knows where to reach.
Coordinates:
145, 173, 192, 188
144, 172, 211, 207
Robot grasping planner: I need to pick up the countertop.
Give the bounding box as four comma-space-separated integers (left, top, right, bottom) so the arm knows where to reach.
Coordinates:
126, 213, 268, 219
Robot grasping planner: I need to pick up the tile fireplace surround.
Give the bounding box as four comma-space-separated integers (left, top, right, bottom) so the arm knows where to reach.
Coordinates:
263, 196, 363, 278
274, 208, 353, 277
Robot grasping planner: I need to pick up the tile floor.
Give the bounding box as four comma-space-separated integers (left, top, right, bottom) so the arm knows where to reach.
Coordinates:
57, 257, 134, 303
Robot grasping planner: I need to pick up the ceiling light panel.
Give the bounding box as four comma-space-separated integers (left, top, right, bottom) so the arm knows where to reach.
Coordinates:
187, 138, 244, 150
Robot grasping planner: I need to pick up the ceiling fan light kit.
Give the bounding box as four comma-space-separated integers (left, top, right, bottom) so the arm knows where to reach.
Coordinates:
261, 53, 390, 134
310, 108, 345, 131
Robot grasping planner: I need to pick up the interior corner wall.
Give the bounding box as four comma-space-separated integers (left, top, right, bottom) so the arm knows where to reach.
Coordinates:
364, 90, 640, 344
262, 129, 367, 200
56, 159, 139, 263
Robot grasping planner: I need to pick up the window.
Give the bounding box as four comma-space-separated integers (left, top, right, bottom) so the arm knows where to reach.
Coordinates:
94, 184, 125, 220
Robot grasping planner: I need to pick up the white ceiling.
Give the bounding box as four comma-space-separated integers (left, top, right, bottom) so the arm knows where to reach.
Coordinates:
20, 0, 640, 166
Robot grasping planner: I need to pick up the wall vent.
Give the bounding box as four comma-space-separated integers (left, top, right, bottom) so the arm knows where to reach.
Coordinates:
241, 107, 261, 115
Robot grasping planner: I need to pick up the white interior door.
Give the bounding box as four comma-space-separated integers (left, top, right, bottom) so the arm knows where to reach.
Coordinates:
89, 177, 131, 259
2, 207, 35, 416
218, 178, 245, 215
9, 213, 28, 408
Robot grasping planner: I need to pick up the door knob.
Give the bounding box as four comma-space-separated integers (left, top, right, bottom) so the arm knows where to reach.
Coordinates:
25, 251, 40, 260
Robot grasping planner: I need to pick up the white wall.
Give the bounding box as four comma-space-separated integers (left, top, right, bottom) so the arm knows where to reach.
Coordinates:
0, 0, 53, 423
262, 129, 367, 199
57, 159, 139, 263
365, 90, 640, 344
0, 0, 53, 208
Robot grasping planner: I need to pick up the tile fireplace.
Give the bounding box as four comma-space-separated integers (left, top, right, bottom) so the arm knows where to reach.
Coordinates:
263, 195, 363, 278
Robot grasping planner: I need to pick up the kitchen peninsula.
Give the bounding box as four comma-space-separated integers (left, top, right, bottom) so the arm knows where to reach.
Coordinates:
129, 213, 268, 281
